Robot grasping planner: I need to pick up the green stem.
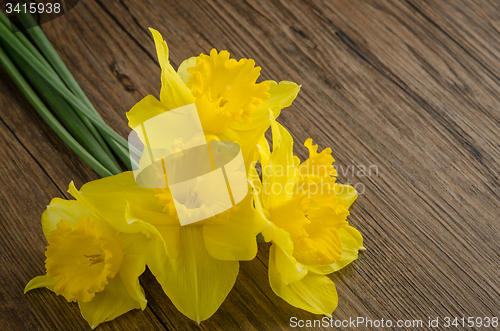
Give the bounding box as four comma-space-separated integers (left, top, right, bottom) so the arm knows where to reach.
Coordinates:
14, 11, 124, 170
0, 20, 132, 169
0, 45, 113, 178
3, 39, 122, 174
14, 12, 132, 170
0, 13, 123, 174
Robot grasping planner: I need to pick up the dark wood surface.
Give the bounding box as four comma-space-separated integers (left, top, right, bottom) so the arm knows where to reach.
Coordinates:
1, 0, 499, 330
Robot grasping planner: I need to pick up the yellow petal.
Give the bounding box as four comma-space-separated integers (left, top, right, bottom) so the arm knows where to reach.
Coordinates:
125, 201, 180, 259
177, 56, 197, 85
41, 198, 90, 240
126, 94, 169, 129
75, 173, 181, 259
263, 121, 300, 209
149, 29, 195, 109
332, 225, 365, 271
78, 172, 163, 225
24, 275, 57, 293
306, 225, 364, 275
268, 195, 309, 244
261, 221, 294, 255
250, 166, 297, 258
220, 130, 267, 168
256, 134, 271, 168
117, 254, 148, 309
336, 184, 358, 208
147, 226, 238, 322
271, 245, 307, 285
78, 273, 144, 329
203, 196, 267, 261
330, 225, 364, 271
251, 164, 296, 257
116, 232, 149, 257
259, 80, 300, 120
230, 81, 300, 131
222, 81, 300, 163
343, 224, 364, 250
269, 245, 338, 315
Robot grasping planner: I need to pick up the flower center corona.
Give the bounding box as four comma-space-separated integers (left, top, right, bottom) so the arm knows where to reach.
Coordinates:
187, 49, 271, 134
270, 196, 349, 266
45, 217, 123, 302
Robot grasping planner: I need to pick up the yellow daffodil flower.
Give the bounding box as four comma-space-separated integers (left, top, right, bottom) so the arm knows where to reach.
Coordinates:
126, 29, 301, 164
251, 121, 365, 316
76, 28, 301, 322
72, 171, 267, 322
25, 184, 149, 329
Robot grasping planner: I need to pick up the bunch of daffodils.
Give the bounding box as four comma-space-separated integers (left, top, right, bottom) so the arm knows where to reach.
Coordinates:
3, 19, 364, 328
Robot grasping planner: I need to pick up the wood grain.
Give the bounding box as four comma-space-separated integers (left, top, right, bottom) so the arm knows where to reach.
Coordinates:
1, 0, 499, 330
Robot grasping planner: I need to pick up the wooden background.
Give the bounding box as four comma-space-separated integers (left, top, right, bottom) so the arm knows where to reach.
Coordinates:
1, 0, 499, 330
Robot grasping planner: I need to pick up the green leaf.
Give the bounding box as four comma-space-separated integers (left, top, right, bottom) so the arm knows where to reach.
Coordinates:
2, 41, 123, 174
0, 45, 113, 177
15, 12, 129, 170
0, 17, 133, 171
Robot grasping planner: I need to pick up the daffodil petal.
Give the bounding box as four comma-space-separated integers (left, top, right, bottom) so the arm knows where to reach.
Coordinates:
147, 226, 238, 322
117, 254, 148, 309
203, 196, 267, 261
263, 121, 300, 209
336, 184, 358, 208
149, 29, 195, 109
77, 171, 163, 226
269, 246, 338, 315
343, 224, 364, 250
229, 81, 300, 132
330, 225, 364, 271
262, 219, 294, 255
253, 168, 296, 257
41, 198, 90, 239
125, 201, 180, 259
126, 94, 169, 129
261, 80, 300, 120
220, 130, 265, 168
248, 165, 282, 246
221, 81, 299, 164
24, 275, 57, 293
116, 232, 149, 256
74, 173, 180, 262
78, 273, 144, 329
177, 56, 196, 85
256, 134, 271, 168
305, 225, 364, 275
271, 245, 307, 284
248, 163, 264, 197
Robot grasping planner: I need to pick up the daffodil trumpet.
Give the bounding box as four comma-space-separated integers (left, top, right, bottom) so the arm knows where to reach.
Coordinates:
251, 121, 365, 316
25, 184, 149, 329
